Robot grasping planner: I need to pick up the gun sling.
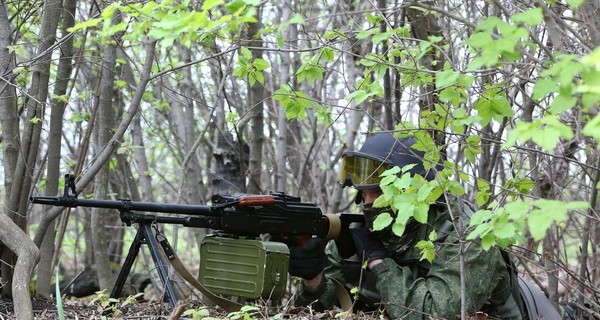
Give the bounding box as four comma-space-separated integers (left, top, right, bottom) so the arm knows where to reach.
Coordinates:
159, 234, 244, 312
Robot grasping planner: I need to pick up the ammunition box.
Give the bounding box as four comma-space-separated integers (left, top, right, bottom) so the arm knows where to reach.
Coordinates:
198, 236, 289, 299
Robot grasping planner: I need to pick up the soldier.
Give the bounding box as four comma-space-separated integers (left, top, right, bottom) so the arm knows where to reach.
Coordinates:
289, 132, 526, 319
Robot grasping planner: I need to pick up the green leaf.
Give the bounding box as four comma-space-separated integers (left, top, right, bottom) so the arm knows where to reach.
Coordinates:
345, 90, 369, 105
55, 269, 65, 320
476, 16, 502, 32
435, 69, 460, 88
533, 115, 573, 151
505, 201, 530, 221
417, 183, 436, 202
224, 0, 246, 13
511, 8, 543, 26
372, 31, 392, 45
566, 0, 585, 9
253, 58, 270, 71
481, 233, 495, 251
202, 0, 225, 10
239, 46, 252, 59
467, 223, 492, 241
400, 164, 417, 174
392, 174, 412, 190
391, 220, 406, 237
68, 17, 102, 32
469, 209, 492, 226
428, 230, 438, 241
372, 192, 391, 208
413, 202, 429, 223
549, 93, 577, 114
493, 221, 516, 239
372, 212, 394, 231
528, 209, 553, 241
321, 47, 334, 62
288, 13, 305, 25
466, 32, 494, 50
115, 80, 127, 88
439, 87, 462, 105
583, 114, 600, 141
513, 178, 534, 194
415, 240, 436, 262
381, 165, 401, 177
528, 200, 588, 241
532, 78, 557, 100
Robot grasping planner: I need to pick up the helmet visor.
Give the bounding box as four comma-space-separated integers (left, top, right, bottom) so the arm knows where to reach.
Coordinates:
340, 152, 390, 189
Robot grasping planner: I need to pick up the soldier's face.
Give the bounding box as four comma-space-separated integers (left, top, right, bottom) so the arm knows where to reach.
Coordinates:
362, 189, 382, 205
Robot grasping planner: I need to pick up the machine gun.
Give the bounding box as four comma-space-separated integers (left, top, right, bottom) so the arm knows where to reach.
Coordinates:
31, 174, 341, 309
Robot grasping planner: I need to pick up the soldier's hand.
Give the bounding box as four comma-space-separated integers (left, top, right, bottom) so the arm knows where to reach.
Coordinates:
289, 238, 327, 280
349, 228, 386, 263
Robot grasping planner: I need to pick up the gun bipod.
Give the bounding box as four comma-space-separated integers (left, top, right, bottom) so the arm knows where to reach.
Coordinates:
106, 218, 181, 314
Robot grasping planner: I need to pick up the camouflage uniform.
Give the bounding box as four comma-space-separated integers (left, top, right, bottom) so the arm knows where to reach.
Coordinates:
295, 205, 521, 319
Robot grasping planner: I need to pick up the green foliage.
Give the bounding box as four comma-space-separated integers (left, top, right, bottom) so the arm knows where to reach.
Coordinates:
315, 104, 334, 126
296, 52, 326, 84
463, 135, 482, 164
68, 0, 260, 51
473, 84, 513, 126
89, 289, 119, 312
55, 269, 65, 320
467, 200, 589, 250
182, 307, 212, 319
273, 85, 315, 120
371, 164, 443, 237
274, 13, 305, 46
501, 47, 600, 148
233, 46, 270, 86
466, 14, 533, 70
415, 230, 437, 263
88, 289, 144, 316
503, 114, 573, 152
228, 305, 260, 320
510, 8, 544, 27
349, 286, 360, 300
474, 179, 490, 207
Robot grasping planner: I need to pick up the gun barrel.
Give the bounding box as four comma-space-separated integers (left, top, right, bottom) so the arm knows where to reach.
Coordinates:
30, 196, 215, 216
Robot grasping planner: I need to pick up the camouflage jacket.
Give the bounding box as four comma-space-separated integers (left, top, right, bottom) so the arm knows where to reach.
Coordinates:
295, 205, 521, 320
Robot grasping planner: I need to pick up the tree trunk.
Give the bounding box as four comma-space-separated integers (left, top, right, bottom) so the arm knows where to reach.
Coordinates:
0, 0, 20, 294
406, 2, 447, 150
37, 0, 76, 298
91, 33, 118, 290
0, 213, 39, 320
0, 0, 61, 317
246, 10, 265, 194
89, 10, 127, 292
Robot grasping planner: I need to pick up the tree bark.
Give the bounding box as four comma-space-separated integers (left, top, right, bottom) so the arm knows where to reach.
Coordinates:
37, 0, 76, 298
91, 11, 122, 291
1, 0, 61, 317
246, 9, 265, 194
406, 2, 447, 149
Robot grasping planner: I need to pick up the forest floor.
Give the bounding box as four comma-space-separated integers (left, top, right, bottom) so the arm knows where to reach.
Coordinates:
0, 295, 384, 319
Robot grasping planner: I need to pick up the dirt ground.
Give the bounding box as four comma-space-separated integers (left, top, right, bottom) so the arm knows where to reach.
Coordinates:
0, 295, 381, 319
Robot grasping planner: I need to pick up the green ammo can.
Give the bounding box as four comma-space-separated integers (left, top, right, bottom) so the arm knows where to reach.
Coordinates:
198, 236, 290, 299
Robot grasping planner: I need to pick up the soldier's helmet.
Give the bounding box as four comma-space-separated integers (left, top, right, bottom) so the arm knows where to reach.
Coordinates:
340, 132, 439, 191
